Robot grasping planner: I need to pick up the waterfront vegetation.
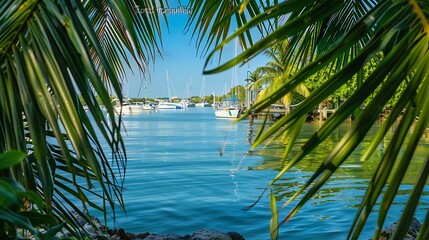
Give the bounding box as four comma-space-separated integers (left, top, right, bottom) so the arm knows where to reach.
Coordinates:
1, 1, 429, 240
126, 85, 247, 106
79, 86, 246, 107
0, 0, 164, 238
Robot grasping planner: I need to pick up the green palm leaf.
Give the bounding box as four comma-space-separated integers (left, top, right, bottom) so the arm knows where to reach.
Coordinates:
192, 0, 429, 239
1, 0, 164, 237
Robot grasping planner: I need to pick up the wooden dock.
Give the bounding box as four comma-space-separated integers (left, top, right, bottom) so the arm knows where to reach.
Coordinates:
248, 107, 337, 122
249, 108, 287, 122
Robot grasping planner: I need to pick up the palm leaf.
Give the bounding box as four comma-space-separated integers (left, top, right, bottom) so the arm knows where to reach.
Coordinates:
186, 0, 267, 58
193, 0, 429, 239
270, 189, 279, 240
0, 0, 164, 237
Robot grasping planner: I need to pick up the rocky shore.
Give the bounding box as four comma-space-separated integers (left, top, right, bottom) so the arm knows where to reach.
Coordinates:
106, 228, 244, 240
70, 211, 422, 240
70, 213, 245, 240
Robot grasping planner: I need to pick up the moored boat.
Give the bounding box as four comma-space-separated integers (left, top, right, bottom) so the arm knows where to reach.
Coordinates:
180, 99, 195, 108
157, 101, 182, 109
141, 103, 156, 110
114, 100, 144, 115
214, 97, 241, 118
196, 101, 211, 107
214, 107, 241, 118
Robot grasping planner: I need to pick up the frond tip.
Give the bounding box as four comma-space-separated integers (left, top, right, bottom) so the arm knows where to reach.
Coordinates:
410, 0, 429, 35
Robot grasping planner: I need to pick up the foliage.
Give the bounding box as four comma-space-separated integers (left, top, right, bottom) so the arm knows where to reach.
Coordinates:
246, 69, 264, 89
185, 0, 267, 58
0, 151, 63, 240
0, 0, 164, 238
304, 53, 388, 109
253, 40, 310, 112
224, 85, 246, 101
190, 0, 429, 239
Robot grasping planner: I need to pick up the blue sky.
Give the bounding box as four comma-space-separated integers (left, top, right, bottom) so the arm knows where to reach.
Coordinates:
123, 3, 268, 99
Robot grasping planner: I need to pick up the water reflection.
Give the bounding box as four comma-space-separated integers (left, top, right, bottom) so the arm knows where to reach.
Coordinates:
248, 121, 429, 236
246, 120, 255, 144
250, 122, 429, 181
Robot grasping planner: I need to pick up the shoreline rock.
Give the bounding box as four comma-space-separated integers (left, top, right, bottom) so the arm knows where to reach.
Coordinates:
107, 228, 244, 240
378, 217, 421, 240
69, 211, 424, 240
70, 212, 245, 240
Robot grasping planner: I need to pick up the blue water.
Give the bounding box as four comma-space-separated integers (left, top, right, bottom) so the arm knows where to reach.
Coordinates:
88, 108, 428, 239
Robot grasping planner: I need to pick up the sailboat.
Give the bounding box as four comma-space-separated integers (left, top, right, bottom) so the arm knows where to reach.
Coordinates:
157, 71, 182, 109
180, 78, 195, 108
214, 38, 241, 118
196, 76, 211, 107
214, 95, 241, 118
140, 81, 156, 110
112, 77, 155, 114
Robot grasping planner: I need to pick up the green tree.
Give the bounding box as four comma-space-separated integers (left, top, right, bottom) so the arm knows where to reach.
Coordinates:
254, 40, 310, 113
0, 0, 164, 238
224, 85, 245, 102
189, 0, 429, 239
246, 70, 263, 88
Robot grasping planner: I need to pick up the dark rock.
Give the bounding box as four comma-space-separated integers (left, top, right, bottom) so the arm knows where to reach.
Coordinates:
142, 234, 185, 240
71, 210, 89, 226
136, 232, 152, 239
83, 217, 110, 239
227, 232, 245, 240
378, 218, 421, 240
67, 211, 245, 240
191, 229, 232, 240
107, 228, 150, 240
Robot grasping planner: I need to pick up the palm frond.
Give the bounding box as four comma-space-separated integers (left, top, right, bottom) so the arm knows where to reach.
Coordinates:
186, 0, 268, 59
193, 0, 429, 239
0, 0, 163, 237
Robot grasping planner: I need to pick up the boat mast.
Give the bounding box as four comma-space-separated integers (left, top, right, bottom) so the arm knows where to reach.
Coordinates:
200, 76, 206, 101
166, 70, 171, 101
235, 37, 237, 96
188, 75, 192, 98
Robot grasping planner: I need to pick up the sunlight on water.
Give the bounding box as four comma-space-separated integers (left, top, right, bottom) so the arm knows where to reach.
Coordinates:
85, 108, 429, 239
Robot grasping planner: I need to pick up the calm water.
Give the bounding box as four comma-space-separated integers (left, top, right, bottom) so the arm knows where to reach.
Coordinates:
90, 107, 428, 239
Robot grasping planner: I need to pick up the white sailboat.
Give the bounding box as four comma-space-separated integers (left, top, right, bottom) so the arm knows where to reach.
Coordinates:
196, 76, 211, 107
214, 38, 241, 118
214, 96, 241, 118
140, 81, 156, 110
112, 79, 154, 115
215, 108, 241, 118
180, 79, 195, 108
157, 71, 182, 110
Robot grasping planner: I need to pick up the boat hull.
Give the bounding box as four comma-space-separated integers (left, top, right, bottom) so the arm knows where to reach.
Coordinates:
196, 102, 211, 107
141, 104, 156, 110
215, 109, 241, 118
157, 103, 182, 109
115, 105, 144, 115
